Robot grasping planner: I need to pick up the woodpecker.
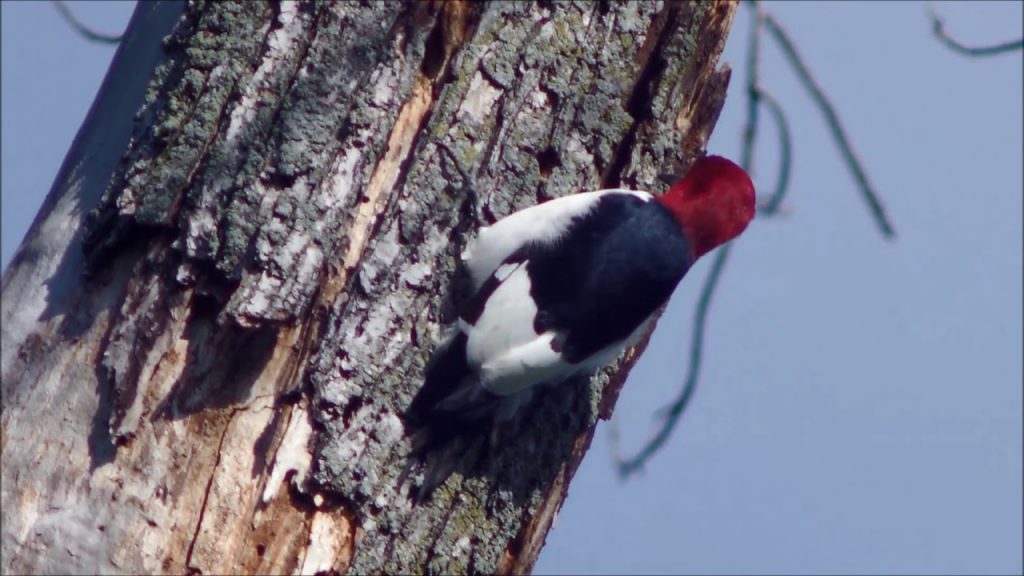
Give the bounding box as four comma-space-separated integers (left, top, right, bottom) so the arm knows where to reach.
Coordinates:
404, 154, 755, 499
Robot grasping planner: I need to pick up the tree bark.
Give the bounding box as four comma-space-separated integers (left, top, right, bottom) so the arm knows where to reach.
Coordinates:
1, 1, 737, 574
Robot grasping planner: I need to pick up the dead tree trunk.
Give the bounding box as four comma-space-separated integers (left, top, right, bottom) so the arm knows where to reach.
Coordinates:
1, 1, 737, 573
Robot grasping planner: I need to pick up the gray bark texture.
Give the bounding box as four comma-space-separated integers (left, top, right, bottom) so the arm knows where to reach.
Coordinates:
1, 0, 737, 573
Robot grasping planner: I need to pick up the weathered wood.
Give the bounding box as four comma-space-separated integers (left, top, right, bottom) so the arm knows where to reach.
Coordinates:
1, 1, 737, 574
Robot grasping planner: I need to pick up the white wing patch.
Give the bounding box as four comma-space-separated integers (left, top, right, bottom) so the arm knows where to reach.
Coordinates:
462, 263, 573, 396
463, 189, 653, 290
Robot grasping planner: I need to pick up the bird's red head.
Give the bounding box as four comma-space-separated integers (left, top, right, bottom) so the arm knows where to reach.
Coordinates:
657, 155, 756, 260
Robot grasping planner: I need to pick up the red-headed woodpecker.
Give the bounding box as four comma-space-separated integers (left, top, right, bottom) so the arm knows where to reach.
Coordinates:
405, 154, 755, 498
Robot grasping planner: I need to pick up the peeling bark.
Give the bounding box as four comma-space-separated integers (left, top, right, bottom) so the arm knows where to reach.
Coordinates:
1, 1, 737, 574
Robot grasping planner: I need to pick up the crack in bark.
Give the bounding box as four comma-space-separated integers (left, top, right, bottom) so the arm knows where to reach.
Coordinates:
202, 8, 324, 271
184, 408, 239, 575
314, 2, 483, 323
601, 2, 677, 188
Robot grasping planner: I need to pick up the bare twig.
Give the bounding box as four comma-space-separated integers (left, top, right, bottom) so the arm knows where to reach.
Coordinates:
614, 0, 769, 478
756, 88, 793, 214
53, 1, 124, 45
927, 5, 1023, 57
616, 243, 734, 477
764, 14, 896, 239
740, 0, 766, 172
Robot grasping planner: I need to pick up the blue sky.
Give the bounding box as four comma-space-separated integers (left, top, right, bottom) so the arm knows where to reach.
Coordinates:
2, 2, 1021, 574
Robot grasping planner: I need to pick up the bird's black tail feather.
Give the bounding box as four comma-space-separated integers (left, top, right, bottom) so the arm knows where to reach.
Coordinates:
403, 329, 502, 501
